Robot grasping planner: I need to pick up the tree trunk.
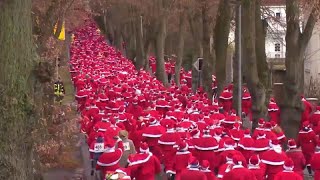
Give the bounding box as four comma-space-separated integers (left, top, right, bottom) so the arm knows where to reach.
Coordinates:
0, 0, 36, 179
241, 0, 266, 131
135, 17, 146, 70
114, 28, 123, 52
175, 11, 186, 87
154, 16, 169, 86
281, 0, 317, 139
201, 4, 214, 97
233, 5, 240, 112
188, 13, 203, 92
215, 0, 231, 96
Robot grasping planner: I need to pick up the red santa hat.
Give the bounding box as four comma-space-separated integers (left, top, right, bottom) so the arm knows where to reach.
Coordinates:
139, 142, 150, 153
264, 122, 272, 129
244, 129, 251, 136
232, 155, 244, 166
224, 139, 235, 149
283, 158, 294, 171
190, 129, 200, 137
258, 118, 265, 126
302, 121, 311, 128
149, 117, 158, 125
178, 141, 188, 151
249, 154, 260, 166
226, 153, 233, 162
287, 139, 297, 149
200, 160, 210, 170
188, 156, 199, 167
270, 121, 277, 128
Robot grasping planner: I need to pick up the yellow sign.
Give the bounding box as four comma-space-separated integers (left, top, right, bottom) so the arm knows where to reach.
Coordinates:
54, 21, 65, 40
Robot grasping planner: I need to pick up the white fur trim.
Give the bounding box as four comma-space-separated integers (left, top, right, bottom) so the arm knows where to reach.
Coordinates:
97, 156, 122, 167
195, 145, 218, 151
314, 111, 320, 114
261, 159, 284, 165
158, 140, 176, 145
176, 151, 191, 155
220, 96, 233, 100
277, 134, 285, 140
128, 153, 153, 166
115, 169, 127, 175
232, 165, 244, 169
142, 133, 162, 138
299, 129, 313, 134
250, 147, 269, 151
166, 170, 176, 174
217, 174, 223, 178
268, 108, 279, 111
188, 168, 200, 171
238, 143, 252, 150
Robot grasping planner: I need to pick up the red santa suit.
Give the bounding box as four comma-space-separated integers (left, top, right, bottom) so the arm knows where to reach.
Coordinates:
127, 143, 161, 180
296, 121, 317, 166
158, 124, 181, 174
268, 98, 280, 124
273, 158, 303, 180
200, 160, 216, 180
230, 123, 244, 142
217, 139, 247, 168
301, 96, 313, 126
248, 155, 266, 180
260, 140, 287, 180
195, 130, 219, 170
285, 139, 306, 177
310, 106, 320, 127
238, 129, 254, 162
251, 132, 270, 154
173, 142, 192, 180
219, 88, 233, 113
222, 155, 257, 180
142, 119, 165, 160
252, 118, 265, 139
311, 145, 320, 180
217, 153, 234, 179
180, 157, 208, 180
242, 88, 252, 121
96, 140, 124, 178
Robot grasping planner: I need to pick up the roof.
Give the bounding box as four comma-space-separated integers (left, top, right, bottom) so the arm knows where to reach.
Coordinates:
262, 0, 286, 6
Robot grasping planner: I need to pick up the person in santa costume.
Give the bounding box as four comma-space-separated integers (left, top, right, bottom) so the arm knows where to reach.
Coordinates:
219, 87, 233, 113
217, 139, 247, 169
142, 118, 165, 161
195, 127, 219, 170
252, 118, 265, 139
251, 132, 270, 155
242, 87, 252, 121
217, 153, 234, 179
158, 122, 181, 178
127, 142, 161, 180
268, 98, 280, 124
285, 139, 306, 178
260, 139, 287, 180
248, 154, 266, 180
180, 156, 208, 180
222, 155, 257, 180
200, 160, 216, 180
311, 141, 320, 180
310, 106, 320, 128
238, 129, 254, 162
96, 137, 124, 178
296, 120, 317, 176
301, 95, 313, 127
173, 141, 192, 180
273, 158, 303, 180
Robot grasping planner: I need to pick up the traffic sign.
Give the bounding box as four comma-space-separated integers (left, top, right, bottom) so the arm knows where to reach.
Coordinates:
193, 58, 203, 71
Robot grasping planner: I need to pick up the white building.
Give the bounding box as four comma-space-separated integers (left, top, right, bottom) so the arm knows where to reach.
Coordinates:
263, 0, 320, 86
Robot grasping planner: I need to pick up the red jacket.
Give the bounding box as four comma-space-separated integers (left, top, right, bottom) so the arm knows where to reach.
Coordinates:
311, 152, 320, 180
158, 130, 181, 173
180, 168, 208, 180
195, 135, 219, 170
297, 129, 317, 164
128, 152, 161, 180
273, 171, 303, 180
301, 100, 312, 126
260, 149, 287, 180
222, 166, 257, 180
201, 170, 216, 180
248, 166, 265, 180
285, 149, 306, 177
173, 151, 192, 179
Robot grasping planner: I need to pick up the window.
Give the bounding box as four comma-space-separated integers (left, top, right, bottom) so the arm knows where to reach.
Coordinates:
275, 43, 281, 52
276, 12, 281, 18
275, 54, 280, 58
